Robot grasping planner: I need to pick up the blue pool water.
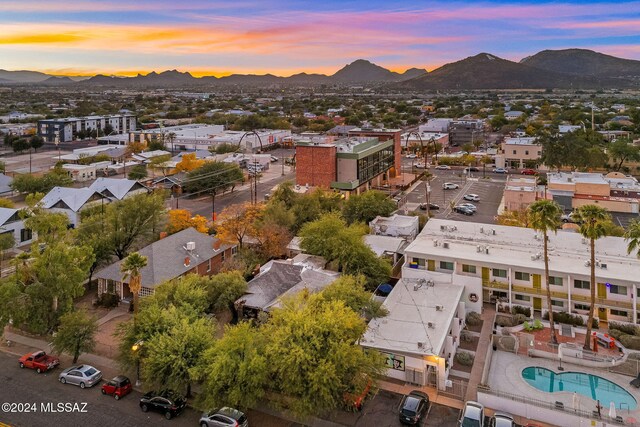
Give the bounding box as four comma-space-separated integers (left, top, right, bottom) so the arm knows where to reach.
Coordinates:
522, 367, 637, 410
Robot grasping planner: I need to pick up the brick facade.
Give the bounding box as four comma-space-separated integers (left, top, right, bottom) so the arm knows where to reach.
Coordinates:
295, 144, 337, 188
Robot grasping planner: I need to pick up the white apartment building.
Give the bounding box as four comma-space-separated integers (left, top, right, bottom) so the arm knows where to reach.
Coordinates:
38, 114, 136, 143
404, 219, 640, 325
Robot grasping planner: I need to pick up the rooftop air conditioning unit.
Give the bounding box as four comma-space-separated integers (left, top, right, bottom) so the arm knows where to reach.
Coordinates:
491, 229, 496, 235
440, 225, 447, 231
601, 263, 607, 269
531, 254, 538, 261
433, 240, 439, 247
417, 341, 425, 349
584, 260, 591, 267
185, 241, 196, 251
477, 245, 482, 253
480, 227, 484, 233
449, 226, 457, 232
436, 305, 444, 311
485, 247, 490, 254
442, 242, 450, 249
428, 322, 435, 329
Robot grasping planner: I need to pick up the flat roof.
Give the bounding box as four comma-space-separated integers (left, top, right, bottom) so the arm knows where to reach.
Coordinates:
405, 218, 640, 282
503, 137, 538, 145
361, 278, 463, 356
548, 172, 608, 185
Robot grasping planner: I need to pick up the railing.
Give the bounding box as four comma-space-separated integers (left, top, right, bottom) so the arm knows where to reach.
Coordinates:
391, 256, 405, 279
483, 279, 509, 290
571, 294, 634, 309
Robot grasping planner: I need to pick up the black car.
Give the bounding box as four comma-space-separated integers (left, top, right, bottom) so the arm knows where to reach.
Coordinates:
454, 205, 474, 215
419, 203, 440, 211
398, 390, 429, 425
463, 167, 480, 173
139, 390, 186, 420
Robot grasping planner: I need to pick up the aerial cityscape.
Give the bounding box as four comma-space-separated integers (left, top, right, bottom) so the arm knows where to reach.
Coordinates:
3, 1, 640, 427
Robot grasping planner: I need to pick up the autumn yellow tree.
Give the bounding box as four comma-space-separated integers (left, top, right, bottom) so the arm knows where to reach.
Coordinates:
255, 222, 292, 259
215, 202, 264, 248
175, 153, 205, 173
167, 209, 209, 234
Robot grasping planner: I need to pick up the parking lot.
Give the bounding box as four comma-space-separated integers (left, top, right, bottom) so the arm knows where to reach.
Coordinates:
405, 169, 506, 225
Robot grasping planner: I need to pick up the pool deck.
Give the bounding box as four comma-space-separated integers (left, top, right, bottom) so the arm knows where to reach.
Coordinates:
487, 350, 640, 424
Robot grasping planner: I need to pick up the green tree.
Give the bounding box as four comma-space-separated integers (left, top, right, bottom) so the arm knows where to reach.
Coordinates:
194, 322, 268, 411
270, 181, 298, 209
202, 271, 247, 313
322, 275, 388, 319
24, 211, 69, 243
52, 310, 98, 364
574, 204, 610, 350
608, 139, 640, 171
0, 280, 24, 337
527, 200, 562, 344
210, 143, 241, 155
121, 252, 148, 316
0, 232, 15, 271
184, 162, 244, 214
12, 138, 30, 153
128, 164, 147, 180
0, 197, 14, 208
11, 169, 73, 194
29, 135, 44, 152
342, 190, 396, 224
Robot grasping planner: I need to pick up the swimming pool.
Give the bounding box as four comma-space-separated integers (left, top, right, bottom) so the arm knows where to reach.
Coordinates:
522, 367, 637, 410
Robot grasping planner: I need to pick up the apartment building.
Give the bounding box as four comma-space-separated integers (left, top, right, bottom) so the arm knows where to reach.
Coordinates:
38, 114, 136, 143
404, 219, 640, 324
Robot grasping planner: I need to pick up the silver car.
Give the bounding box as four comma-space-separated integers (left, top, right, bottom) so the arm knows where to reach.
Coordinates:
200, 407, 249, 427
59, 364, 102, 389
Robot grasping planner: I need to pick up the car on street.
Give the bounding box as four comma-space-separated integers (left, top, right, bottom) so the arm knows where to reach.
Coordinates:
101, 375, 132, 400
419, 203, 440, 211
463, 194, 480, 202
200, 407, 249, 427
414, 163, 426, 169
493, 167, 509, 174
405, 153, 418, 159
561, 212, 581, 223
489, 412, 516, 427
459, 401, 485, 427
463, 167, 480, 173
140, 390, 186, 420
459, 203, 477, 212
270, 155, 279, 163
58, 364, 102, 388
521, 168, 537, 175
18, 351, 59, 374
398, 390, 430, 425
454, 205, 475, 215
443, 182, 459, 190
435, 164, 451, 170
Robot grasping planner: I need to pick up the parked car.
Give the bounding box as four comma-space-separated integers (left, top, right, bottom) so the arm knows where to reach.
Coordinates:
18, 351, 59, 374
59, 364, 102, 388
140, 390, 186, 420
459, 401, 485, 427
521, 168, 537, 175
398, 390, 429, 425
270, 155, 278, 163
489, 412, 516, 427
463, 167, 480, 173
343, 376, 373, 411
493, 167, 508, 174
101, 375, 132, 400
463, 194, 480, 202
419, 203, 440, 211
459, 203, 477, 212
414, 163, 426, 169
454, 205, 475, 215
443, 182, 459, 190
406, 153, 418, 159
199, 407, 249, 427
435, 164, 451, 170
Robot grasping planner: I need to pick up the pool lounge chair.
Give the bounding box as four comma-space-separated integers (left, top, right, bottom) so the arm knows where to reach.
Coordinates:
630, 373, 640, 388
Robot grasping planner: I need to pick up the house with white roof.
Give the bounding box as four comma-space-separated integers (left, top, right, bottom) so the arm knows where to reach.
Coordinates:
0, 207, 34, 246
40, 187, 107, 227
369, 214, 419, 241
88, 178, 149, 200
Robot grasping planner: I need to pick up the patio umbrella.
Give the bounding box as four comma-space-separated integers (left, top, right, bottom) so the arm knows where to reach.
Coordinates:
609, 402, 617, 419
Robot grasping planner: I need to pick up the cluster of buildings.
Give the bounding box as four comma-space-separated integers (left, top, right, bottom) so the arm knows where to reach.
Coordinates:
38, 114, 137, 143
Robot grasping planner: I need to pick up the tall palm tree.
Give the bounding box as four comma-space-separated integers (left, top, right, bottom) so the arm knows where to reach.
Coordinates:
624, 219, 640, 257
527, 200, 563, 345
121, 252, 148, 317
574, 205, 609, 350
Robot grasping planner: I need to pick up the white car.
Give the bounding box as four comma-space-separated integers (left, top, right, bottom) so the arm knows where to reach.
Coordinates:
59, 365, 102, 388
459, 203, 477, 212
463, 194, 480, 202
270, 155, 279, 163
435, 165, 451, 170
406, 153, 418, 159
442, 182, 459, 190
414, 163, 426, 169
459, 401, 485, 427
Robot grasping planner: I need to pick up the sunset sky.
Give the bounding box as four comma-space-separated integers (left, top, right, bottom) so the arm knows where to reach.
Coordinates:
2, 0, 640, 76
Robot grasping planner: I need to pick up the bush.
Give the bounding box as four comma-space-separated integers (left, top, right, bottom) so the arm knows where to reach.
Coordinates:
511, 306, 531, 317
455, 351, 475, 366
460, 330, 473, 342
609, 321, 639, 336
608, 329, 624, 341
620, 335, 640, 350
495, 316, 512, 327
96, 292, 119, 308
513, 313, 528, 326
466, 311, 482, 326
545, 311, 584, 327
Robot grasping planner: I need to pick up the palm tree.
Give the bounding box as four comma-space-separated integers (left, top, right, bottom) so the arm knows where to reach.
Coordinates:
574, 205, 609, 350
121, 252, 148, 316
624, 219, 640, 257
527, 200, 563, 345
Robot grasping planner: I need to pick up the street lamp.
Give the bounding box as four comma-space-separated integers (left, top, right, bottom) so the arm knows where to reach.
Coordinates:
132, 339, 144, 386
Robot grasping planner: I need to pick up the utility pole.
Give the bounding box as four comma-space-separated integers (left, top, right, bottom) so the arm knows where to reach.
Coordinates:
591, 105, 595, 131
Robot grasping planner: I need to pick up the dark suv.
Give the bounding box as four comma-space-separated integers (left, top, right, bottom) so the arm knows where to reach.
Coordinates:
399, 390, 429, 425
139, 390, 186, 420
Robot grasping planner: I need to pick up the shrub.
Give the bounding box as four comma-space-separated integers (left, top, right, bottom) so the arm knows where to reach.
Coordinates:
513, 314, 528, 326
609, 321, 639, 336
608, 329, 624, 341
460, 330, 473, 342
619, 335, 640, 350
96, 292, 119, 308
533, 319, 543, 330
455, 351, 475, 367
592, 318, 599, 330
545, 311, 584, 327
466, 311, 482, 326
511, 306, 531, 317
495, 316, 512, 327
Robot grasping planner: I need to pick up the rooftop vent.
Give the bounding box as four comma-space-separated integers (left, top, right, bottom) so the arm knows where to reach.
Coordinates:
442, 242, 450, 249
433, 240, 439, 247
436, 305, 444, 311
428, 322, 436, 329
185, 241, 196, 251
601, 263, 608, 269
184, 257, 191, 267
417, 341, 425, 348
584, 260, 591, 267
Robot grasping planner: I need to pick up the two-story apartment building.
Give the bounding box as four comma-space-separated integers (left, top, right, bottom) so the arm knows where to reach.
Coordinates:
404, 219, 640, 325
498, 137, 541, 169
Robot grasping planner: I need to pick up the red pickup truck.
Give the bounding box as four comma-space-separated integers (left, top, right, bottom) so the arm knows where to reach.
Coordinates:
18, 351, 60, 373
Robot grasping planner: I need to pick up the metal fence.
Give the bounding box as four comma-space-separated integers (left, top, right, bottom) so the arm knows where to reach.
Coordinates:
425, 370, 468, 401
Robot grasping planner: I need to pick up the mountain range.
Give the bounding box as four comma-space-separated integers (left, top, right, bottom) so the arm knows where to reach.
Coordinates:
2, 49, 640, 89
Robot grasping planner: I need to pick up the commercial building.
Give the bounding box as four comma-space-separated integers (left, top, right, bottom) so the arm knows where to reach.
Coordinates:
502, 176, 548, 212
401, 131, 449, 150
405, 218, 640, 324
347, 127, 402, 177
419, 119, 453, 133
448, 120, 485, 147
497, 137, 541, 169
548, 171, 640, 213
295, 136, 396, 194
38, 114, 136, 143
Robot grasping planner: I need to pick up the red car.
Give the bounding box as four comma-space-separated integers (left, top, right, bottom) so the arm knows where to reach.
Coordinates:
18, 351, 59, 373
521, 169, 537, 175
101, 375, 132, 400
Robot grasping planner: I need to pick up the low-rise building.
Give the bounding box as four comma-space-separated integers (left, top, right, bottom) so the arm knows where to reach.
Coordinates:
38, 114, 136, 143
0, 207, 34, 247
402, 132, 449, 151
369, 214, 419, 241
498, 137, 541, 169
449, 120, 485, 147
502, 176, 548, 212
40, 187, 108, 227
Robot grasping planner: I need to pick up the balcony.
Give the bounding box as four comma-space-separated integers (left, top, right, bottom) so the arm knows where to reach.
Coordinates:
510, 285, 568, 300
572, 294, 633, 310
483, 279, 509, 290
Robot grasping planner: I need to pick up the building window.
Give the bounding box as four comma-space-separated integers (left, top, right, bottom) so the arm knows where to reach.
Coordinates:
439, 261, 454, 270
515, 271, 530, 281
609, 284, 627, 295
462, 264, 476, 274
20, 228, 32, 242
549, 276, 563, 286
574, 279, 590, 290
515, 294, 530, 302
138, 287, 155, 297
412, 258, 426, 267
574, 303, 590, 311
512, 150, 516, 155
525, 150, 529, 155
207, 259, 211, 272
611, 309, 628, 317
231, 246, 238, 255
492, 269, 507, 278
551, 300, 563, 307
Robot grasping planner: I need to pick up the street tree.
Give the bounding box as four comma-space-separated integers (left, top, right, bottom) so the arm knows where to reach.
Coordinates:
167, 209, 209, 234
11, 169, 73, 194
184, 162, 244, 214
147, 154, 172, 177
121, 252, 147, 316
29, 135, 44, 152
342, 190, 396, 224
215, 202, 264, 248
175, 153, 204, 173
608, 139, 640, 171
51, 310, 98, 363
574, 204, 610, 350
201, 271, 247, 313
527, 200, 563, 344
127, 164, 147, 180
12, 138, 30, 153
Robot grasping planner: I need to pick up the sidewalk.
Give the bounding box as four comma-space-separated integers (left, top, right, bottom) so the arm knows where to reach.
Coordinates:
465, 305, 496, 402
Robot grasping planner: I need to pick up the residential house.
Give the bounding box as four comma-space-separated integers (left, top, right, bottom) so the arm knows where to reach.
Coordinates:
0, 173, 13, 195
0, 208, 34, 247
369, 214, 419, 241
89, 177, 149, 200
95, 227, 236, 301
40, 187, 108, 227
